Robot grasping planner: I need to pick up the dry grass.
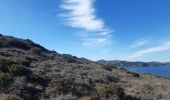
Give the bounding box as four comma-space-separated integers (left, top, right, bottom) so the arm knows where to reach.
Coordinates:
112, 69, 170, 100
0, 93, 22, 100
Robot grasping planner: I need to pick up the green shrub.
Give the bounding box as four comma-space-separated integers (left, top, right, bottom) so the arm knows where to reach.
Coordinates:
30, 48, 41, 55
9, 64, 30, 76
0, 58, 14, 72
19, 59, 30, 67
106, 75, 119, 83
102, 65, 113, 71
9, 39, 31, 50
0, 73, 13, 88
102, 84, 125, 100
52, 78, 75, 94
127, 71, 140, 77
125, 95, 141, 100
62, 54, 77, 63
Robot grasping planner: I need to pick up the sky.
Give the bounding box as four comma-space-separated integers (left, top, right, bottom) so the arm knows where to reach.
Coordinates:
0, 0, 170, 62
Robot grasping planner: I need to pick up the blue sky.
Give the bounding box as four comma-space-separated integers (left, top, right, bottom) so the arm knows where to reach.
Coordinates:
0, 0, 170, 62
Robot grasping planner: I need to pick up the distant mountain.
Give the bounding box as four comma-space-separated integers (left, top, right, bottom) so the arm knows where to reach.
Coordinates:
0, 34, 170, 100
97, 60, 170, 67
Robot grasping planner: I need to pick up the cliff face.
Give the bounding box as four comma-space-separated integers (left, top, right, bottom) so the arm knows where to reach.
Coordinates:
0, 34, 170, 100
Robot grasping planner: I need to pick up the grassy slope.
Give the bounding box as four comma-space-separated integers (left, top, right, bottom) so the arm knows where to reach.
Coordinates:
0, 34, 170, 100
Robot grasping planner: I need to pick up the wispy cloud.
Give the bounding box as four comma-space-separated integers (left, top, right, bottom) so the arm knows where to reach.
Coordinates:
126, 41, 170, 59
131, 39, 150, 48
60, 0, 112, 47
82, 38, 110, 47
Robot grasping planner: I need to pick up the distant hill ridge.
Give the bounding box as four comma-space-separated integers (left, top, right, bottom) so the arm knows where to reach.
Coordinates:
97, 60, 170, 67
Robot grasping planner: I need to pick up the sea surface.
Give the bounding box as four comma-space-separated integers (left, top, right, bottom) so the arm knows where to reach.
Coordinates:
127, 66, 170, 78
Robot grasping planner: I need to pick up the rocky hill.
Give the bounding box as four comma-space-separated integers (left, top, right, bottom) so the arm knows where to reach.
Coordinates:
97, 60, 170, 67
0, 34, 170, 100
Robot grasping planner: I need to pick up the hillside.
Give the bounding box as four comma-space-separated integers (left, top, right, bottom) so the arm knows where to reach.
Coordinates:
97, 60, 170, 67
0, 34, 170, 100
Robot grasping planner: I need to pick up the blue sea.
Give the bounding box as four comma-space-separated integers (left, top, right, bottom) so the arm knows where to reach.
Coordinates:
127, 66, 170, 78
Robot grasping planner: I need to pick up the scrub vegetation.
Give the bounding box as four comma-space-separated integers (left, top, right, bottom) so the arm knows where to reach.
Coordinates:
0, 34, 170, 100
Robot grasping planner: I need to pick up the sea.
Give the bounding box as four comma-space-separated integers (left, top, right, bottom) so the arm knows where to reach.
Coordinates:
127, 66, 170, 78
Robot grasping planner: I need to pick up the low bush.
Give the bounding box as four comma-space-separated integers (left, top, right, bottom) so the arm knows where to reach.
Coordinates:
52, 78, 75, 94
9, 64, 31, 76
0, 73, 13, 88
101, 84, 125, 100
72, 82, 95, 97
102, 65, 113, 71
9, 39, 31, 50
127, 71, 140, 77
62, 54, 77, 63
125, 95, 141, 100
30, 48, 41, 55
19, 59, 30, 67
26, 74, 48, 86
106, 75, 119, 83
0, 58, 14, 72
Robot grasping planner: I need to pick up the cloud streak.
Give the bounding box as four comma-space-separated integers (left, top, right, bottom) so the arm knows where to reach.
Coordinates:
126, 41, 170, 59
60, 0, 112, 47
82, 38, 110, 47
131, 39, 150, 48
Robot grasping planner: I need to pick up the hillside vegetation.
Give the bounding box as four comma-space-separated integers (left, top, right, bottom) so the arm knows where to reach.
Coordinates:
0, 34, 170, 100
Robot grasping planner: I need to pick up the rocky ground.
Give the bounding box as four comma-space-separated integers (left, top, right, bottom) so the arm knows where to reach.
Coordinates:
0, 34, 170, 100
